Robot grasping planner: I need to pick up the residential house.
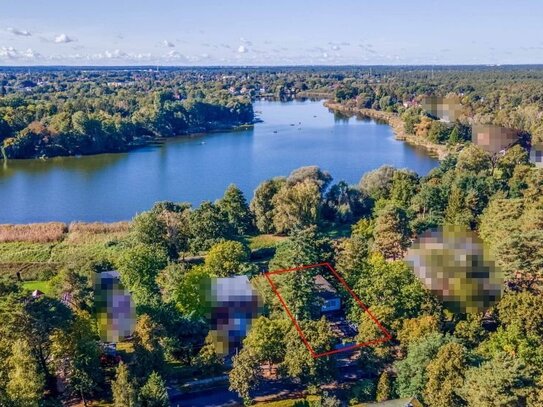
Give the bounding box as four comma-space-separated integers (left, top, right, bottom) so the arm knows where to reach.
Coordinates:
94, 270, 136, 343
314, 275, 341, 313
472, 124, 520, 155
421, 95, 462, 123
209, 275, 261, 355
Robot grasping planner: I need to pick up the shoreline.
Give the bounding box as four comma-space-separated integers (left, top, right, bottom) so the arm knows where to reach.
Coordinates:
0, 120, 255, 161
323, 101, 449, 160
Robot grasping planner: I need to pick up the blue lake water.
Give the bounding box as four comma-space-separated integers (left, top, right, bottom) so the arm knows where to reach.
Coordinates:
0, 100, 438, 223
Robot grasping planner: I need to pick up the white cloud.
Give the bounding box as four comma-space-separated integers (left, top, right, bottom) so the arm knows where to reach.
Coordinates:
163, 40, 175, 48
0, 46, 18, 59
7, 27, 31, 37
0, 46, 40, 60
104, 49, 128, 59
237, 45, 248, 53
54, 34, 75, 44
165, 50, 187, 60
22, 48, 40, 59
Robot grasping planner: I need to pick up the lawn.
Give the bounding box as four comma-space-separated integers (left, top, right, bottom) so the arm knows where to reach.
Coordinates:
22, 280, 52, 295
254, 396, 320, 406
248, 234, 286, 250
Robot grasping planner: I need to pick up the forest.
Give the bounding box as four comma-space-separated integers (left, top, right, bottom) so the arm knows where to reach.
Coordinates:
0, 66, 543, 406
1, 145, 542, 405
2, 65, 543, 159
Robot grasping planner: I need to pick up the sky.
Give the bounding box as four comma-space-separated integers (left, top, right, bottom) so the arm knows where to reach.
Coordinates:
1, 0, 542, 66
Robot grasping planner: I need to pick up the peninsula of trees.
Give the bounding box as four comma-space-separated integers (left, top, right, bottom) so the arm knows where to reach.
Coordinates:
2, 65, 543, 159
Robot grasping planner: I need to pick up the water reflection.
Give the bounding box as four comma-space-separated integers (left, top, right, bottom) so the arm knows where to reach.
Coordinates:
0, 100, 438, 223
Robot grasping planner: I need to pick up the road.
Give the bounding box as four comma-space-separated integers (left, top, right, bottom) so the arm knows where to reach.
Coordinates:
169, 356, 363, 407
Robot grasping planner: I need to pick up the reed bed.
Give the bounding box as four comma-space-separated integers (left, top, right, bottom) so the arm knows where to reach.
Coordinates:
0, 223, 67, 243
66, 221, 131, 243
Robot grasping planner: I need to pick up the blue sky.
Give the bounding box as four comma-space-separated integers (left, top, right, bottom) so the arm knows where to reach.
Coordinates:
1, 0, 542, 65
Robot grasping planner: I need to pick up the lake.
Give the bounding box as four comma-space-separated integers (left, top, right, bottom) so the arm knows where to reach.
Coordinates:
0, 100, 438, 223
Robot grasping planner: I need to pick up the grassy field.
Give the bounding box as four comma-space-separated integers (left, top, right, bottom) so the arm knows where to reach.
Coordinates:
21, 280, 52, 295
0, 222, 130, 281
1, 220, 345, 284
248, 234, 286, 250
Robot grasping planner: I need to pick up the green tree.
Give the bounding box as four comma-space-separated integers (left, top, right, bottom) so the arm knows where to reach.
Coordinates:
173, 265, 212, 318
390, 169, 419, 207
217, 184, 253, 235
397, 315, 440, 351
461, 353, 534, 407
133, 202, 191, 259
349, 379, 376, 404
495, 144, 529, 181
334, 234, 370, 286
250, 177, 286, 233
194, 336, 224, 375
269, 225, 332, 270
282, 318, 337, 386
456, 144, 493, 174
372, 203, 410, 260
395, 332, 453, 400
454, 313, 488, 349
499, 230, 543, 288
410, 179, 447, 232
229, 348, 260, 405
156, 262, 189, 304
139, 372, 169, 407
356, 305, 394, 365
448, 125, 460, 144
52, 312, 103, 405
477, 324, 543, 369
351, 256, 428, 326
528, 375, 543, 407
6, 339, 44, 407
132, 315, 166, 382
497, 291, 543, 339
272, 178, 321, 234
359, 165, 396, 201
242, 317, 289, 374
189, 201, 232, 252
116, 244, 168, 306
286, 165, 332, 192
0, 294, 72, 394
204, 240, 251, 277
445, 184, 472, 227
112, 362, 139, 407
424, 342, 469, 407
49, 266, 94, 312
323, 181, 371, 222
376, 371, 392, 402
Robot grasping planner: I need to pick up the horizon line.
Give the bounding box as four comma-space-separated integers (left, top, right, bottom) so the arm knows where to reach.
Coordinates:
2, 63, 543, 70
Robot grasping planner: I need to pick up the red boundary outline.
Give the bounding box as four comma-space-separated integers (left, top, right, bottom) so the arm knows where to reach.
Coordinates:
264, 262, 392, 358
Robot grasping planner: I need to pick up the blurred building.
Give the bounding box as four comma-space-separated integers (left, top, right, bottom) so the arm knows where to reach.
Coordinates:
530, 142, 543, 168
94, 270, 136, 343
208, 275, 261, 355
421, 96, 462, 122
472, 124, 520, 155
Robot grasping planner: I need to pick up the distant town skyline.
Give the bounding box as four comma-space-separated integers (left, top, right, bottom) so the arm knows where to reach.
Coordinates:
1, 0, 542, 66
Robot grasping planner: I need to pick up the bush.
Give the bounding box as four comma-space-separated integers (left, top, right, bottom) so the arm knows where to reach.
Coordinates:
349, 379, 376, 404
